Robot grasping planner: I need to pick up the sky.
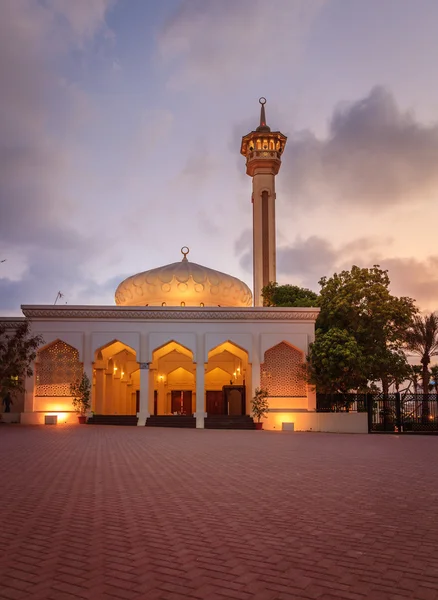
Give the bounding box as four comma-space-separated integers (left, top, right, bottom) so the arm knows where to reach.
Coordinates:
1, 0, 438, 315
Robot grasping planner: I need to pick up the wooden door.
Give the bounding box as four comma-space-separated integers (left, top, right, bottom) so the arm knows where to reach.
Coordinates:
206, 390, 225, 415
223, 385, 246, 415
171, 390, 192, 415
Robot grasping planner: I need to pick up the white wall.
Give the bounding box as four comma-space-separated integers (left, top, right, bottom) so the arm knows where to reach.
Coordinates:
263, 411, 368, 434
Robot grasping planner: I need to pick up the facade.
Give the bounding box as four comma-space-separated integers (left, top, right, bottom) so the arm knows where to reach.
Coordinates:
16, 305, 318, 429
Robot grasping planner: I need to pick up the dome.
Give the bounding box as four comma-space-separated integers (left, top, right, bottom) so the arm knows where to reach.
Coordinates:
115, 248, 253, 308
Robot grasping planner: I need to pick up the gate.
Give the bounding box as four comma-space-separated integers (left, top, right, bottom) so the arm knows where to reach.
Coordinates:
368, 393, 438, 433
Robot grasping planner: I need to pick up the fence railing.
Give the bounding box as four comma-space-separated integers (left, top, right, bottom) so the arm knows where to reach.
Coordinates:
316, 393, 438, 433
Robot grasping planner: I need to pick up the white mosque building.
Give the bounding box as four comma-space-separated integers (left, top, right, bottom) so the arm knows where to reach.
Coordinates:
1, 100, 367, 433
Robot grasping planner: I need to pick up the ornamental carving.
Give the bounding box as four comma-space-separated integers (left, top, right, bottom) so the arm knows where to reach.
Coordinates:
22, 307, 319, 322
35, 340, 82, 397
260, 342, 306, 397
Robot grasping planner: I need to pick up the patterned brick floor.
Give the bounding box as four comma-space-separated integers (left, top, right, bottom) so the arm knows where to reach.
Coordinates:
0, 427, 437, 600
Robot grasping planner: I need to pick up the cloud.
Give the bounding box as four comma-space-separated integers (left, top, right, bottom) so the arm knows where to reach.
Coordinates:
281, 86, 438, 210
158, 0, 324, 89
235, 231, 438, 310
0, 0, 115, 314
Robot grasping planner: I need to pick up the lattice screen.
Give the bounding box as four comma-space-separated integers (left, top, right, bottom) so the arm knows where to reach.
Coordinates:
260, 342, 306, 397
35, 341, 83, 397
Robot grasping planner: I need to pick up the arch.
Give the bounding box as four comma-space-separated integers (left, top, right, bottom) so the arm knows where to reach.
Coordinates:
91, 332, 140, 359
207, 340, 249, 364
260, 341, 306, 397
152, 340, 194, 362
94, 339, 137, 361
93, 339, 139, 416
148, 333, 196, 362
35, 340, 82, 398
151, 341, 196, 415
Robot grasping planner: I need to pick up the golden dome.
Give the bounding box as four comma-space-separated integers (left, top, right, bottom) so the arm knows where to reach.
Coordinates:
115, 248, 253, 308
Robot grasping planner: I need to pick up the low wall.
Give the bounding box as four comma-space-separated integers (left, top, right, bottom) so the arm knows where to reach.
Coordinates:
0, 412, 21, 424
33, 397, 74, 412
21, 411, 78, 425
263, 410, 368, 434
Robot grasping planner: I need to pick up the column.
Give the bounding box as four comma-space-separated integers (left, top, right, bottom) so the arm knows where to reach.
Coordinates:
137, 362, 150, 426
112, 372, 121, 414
94, 368, 105, 414
148, 369, 155, 416
307, 385, 317, 412
194, 363, 206, 428
120, 380, 128, 414
104, 372, 112, 414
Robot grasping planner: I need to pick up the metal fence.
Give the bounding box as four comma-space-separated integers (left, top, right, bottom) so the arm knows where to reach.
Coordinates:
316, 393, 438, 433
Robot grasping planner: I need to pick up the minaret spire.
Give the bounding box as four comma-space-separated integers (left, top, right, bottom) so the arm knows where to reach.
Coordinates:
256, 97, 270, 132
240, 98, 287, 306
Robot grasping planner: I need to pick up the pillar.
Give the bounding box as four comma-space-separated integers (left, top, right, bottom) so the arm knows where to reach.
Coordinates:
194, 363, 206, 428
148, 369, 155, 417
307, 385, 317, 412
104, 372, 112, 414
137, 362, 150, 426
94, 368, 105, 414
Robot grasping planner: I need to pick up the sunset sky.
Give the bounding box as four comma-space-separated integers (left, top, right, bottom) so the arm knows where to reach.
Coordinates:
1, 0, 438, 315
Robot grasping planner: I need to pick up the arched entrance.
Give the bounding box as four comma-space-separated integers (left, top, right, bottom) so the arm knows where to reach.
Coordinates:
94, 341, 139, 415
151, 341, 195, 415
205, 341, 249, 415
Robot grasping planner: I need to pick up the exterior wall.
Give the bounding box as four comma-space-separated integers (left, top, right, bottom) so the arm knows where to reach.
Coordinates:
263, 411, 368, 434
17, 305, 319, 426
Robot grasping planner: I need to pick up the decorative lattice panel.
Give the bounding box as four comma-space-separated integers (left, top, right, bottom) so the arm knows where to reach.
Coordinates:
260, 342, 306, 397
35, 341, 82, 397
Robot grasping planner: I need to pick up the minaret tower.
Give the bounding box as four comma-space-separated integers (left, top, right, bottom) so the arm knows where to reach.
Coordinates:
240, 98, 287, 306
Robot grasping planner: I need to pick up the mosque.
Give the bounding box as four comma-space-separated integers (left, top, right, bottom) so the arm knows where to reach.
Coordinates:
2, 100, 366, 432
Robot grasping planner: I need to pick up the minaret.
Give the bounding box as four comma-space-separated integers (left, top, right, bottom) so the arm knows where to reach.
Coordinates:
240, 98, 287, 307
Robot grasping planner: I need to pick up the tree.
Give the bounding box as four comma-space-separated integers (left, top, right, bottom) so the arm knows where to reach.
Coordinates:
70, 372, 91, 416
251, 387, 269, 423
430, 365, 438, 394
404, 312, 438, 420
307, 328, 367, 394
308, 265, 417, 394
408, 364, 423, 394
262, 282, 320, 307
0, 320, 43, 396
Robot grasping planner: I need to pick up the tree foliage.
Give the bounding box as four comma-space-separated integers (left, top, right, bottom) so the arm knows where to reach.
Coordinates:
262, 282, 320, 307
308, 265, 417, 393
404, 312, 438, 393
0, 321, 43, 395
251, 387, 269, 422
70, 372, 91, 416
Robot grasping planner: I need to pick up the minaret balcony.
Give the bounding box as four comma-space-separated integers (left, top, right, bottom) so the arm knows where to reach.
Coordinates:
245, 151, 282, 176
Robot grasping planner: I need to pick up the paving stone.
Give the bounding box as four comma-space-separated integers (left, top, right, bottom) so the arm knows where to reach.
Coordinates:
0, 427, 437, 600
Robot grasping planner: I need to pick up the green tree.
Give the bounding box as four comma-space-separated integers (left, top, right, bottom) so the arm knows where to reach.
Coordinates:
70, 372, 91, 416
404, 312, 438, 420
307, 328, 367, 394
430, 365, 438, 394
0, 321, 43, 395
309, 265, 417, 394
262, 282, 320, 307
408, 364, 423, 394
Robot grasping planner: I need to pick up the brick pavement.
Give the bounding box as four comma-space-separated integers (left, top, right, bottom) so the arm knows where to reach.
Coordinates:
0, 427, 437, 600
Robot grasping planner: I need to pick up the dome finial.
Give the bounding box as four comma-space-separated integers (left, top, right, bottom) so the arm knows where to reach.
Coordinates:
256, 97, 270, 132
181, 246, 189, 261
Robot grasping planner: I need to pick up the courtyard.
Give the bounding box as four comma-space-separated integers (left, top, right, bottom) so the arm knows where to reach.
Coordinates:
0, 427, 437, 600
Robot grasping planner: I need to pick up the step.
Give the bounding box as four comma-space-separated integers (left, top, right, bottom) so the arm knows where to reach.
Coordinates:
204, 415, 256, 430
88, 415, 138, 426
146, 416, 196, 428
